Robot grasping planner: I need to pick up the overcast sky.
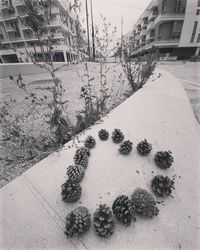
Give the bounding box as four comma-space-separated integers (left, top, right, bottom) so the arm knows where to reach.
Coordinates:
79, 0, 151, 38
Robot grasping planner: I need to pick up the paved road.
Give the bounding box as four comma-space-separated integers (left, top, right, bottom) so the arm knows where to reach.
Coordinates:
158, 62, 200, 123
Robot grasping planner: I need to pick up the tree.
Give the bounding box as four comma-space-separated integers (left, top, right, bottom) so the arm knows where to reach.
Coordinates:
10, 0, 80, 145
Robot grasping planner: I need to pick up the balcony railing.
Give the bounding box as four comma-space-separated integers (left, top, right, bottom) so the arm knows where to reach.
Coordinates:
154, 13, 185, 25
140, 29, 147, 37
136, 30, 141, 35
51, 7, 60, 14
6, 25, 16, 32
0, 0, 10, 9
146, 32, 155, 41
7, 36, 23, 42
148, 10, 158, 21
147, 21, 155, 31
15, 0, 25, 6
24, 33, 65, 41
24, 35, 37, 41
2, 13, 17, 20
135, 34, 140, 40
142, 23, 148, 29
162, 7, 186, 15
150, 0, 158, 11
21, 24, 31, 30
156, 38, 180, 46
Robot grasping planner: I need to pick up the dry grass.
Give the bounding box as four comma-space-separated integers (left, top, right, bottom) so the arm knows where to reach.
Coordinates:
0, 62, 131, 188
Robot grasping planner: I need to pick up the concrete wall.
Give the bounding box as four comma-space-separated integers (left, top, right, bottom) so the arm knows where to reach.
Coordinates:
0, 62, 73, 78
180, 0, 200, 46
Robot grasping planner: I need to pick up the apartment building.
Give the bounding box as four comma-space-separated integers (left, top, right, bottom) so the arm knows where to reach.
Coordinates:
0, 0, 88, 63
129, 0, 200, 60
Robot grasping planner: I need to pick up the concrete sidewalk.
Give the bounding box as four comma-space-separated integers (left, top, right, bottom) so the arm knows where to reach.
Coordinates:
0, 70, 200, 250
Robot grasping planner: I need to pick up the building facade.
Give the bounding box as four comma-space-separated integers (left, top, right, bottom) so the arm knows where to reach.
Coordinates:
0, 0, 88, 63
129, 0, 200, 60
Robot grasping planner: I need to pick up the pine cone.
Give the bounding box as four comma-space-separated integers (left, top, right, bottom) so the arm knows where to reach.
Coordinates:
131, 188, 159, 218
75, 147, 90, 157
65, 206, 91, 238
119, 140, 133, 155
84, 135, 96, 149
61, 180, 82, 203
112, 129, 124, 143
154, 151, 174, 169
93, 204, 115, 238
98, 129, 109, 141
74, 151, 89, 169
112, 195, 136, 226
67, 165, 85, 184
151, 175, 174, 197
137, 139, 152, 156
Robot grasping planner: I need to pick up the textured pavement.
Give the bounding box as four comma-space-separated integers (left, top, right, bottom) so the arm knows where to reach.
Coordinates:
0, 69, 199, 250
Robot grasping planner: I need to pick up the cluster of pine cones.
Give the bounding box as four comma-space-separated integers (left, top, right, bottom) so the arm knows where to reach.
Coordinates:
64, 187, 161, 238
61, 128, 176, 239
61, 136, 96, 203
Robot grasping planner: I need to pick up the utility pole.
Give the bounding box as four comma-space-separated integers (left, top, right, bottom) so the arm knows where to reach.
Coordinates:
85, 0, 90, 60
90, 0, 95, 61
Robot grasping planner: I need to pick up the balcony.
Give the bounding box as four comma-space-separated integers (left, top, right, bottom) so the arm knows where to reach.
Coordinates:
148, 9, 158, 22
21, 23, 31, 30
140, 29, 147, 37
135, 34, 140, 40
15, 0, 25, 6
50, 20, 62, 27
24, 34, 37, 41
142, 13, 149, 21
7, 36, 24, 42
156, 38, 180, 47
149, 0, 158, 11
51, 6, 60, 14
2, 13, 17, 21
24, 33, 65, 42
141, 40, 146, 46
146, 32, 155, 41
142, 22, 148, 30
136, 24, 141, 30
51, 32, 65, 40
154, 13, 185, 25
136, 30, 141, 35
0, 0, 9, 9
147, 21, 155, 31
6, 25, 16, 32
51, 21, 72, 35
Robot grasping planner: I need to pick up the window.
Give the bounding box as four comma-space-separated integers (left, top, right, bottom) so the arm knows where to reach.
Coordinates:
198, 0, 200, 7
197, 9, 200, 15
197, 33, 200, 43
162, 0, 166, 13
191, 21, 198, 43
172, 21, 183, 39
